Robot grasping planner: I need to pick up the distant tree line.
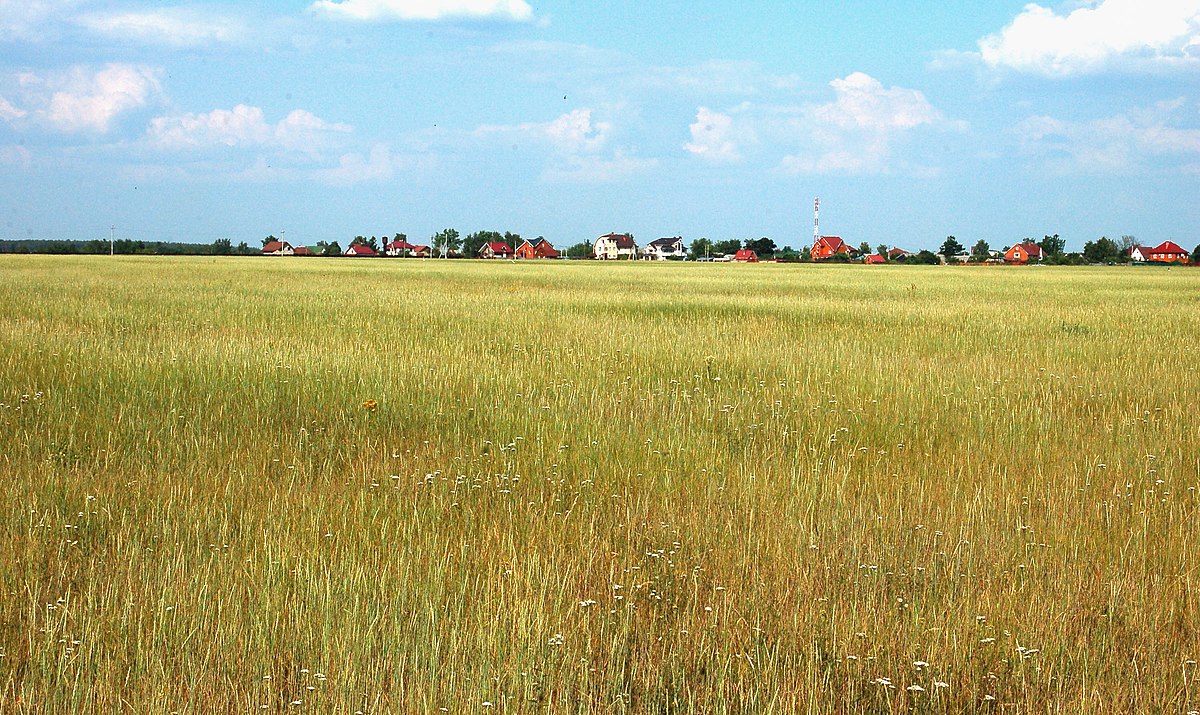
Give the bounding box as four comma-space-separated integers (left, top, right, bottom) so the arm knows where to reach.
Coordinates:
0, 238, 256, 255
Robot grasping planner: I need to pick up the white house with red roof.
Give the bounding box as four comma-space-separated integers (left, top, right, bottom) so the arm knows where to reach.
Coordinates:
478, 241, 514, 259
345, 244, 377, 257
593, 233, 637, 260
261, 240, 293, 256
385, 238, 415, 257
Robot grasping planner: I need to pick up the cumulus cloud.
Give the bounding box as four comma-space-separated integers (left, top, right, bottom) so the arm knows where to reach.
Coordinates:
1016, 99, 1200, 172
147, 105, 351, 152
979, 0, 1200, 75
310, 0, 533, 22
8, 64, 162, 133
778, 72, 955, 175
475, 107, 654, 182
75, 8, 247, 47
684, 107, 744, 162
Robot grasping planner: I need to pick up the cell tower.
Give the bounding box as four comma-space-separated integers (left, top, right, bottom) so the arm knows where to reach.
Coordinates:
813, 197, 820, 247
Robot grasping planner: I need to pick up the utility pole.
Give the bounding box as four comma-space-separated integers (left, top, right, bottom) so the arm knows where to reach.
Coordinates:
110, 225, 115, 256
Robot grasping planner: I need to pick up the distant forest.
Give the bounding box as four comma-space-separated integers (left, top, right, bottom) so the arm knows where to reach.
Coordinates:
0, 238, 254, 255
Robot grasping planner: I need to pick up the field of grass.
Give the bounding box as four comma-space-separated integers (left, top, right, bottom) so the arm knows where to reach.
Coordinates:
1, 256, 1198, 713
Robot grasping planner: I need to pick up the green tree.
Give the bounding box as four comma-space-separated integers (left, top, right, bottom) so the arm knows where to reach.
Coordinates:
261, 235, 278, 247
322, 241, 342, 256
744, 237, 777, 256
970, 239, 991, 262
503, 232, 523, 250
1191, 244, 1200, 264
565, 241, 593, 258
857, 241, 871, 256
349, 235, 379, 251
712, 239, 741, 256
431, 228, 461, 257
212, 238, 232, 255
1038, 234, 1066, 256
911, 250, 941, 265
940, 236, 964, 259
464, 230, 504, 258
876, 244, 888, 258
689, 238, 713, 260
800, 246, 812, 262
1083, 236, 1121, 263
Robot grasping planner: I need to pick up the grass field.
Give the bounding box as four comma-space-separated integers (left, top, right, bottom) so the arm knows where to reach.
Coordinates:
1, 256, 1198, 713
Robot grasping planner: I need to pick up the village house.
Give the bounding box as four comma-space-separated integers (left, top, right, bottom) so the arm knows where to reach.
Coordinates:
515, 237, 559, 259
593, 233, 637, 260
292, 246, 313, 256
345, 244, 377, 257
732, 248, 758, 263
409, 245, 431, 258
478, 241, 514, 259
887, 247, 911, 261
864, 254, 886, 264
812, 236, 850, 260
1005, 242, 1043, 263
641, 236, 686, 260
1140, 241, 1190, 263
261, 240, 294, 256
385, 238, 416, 257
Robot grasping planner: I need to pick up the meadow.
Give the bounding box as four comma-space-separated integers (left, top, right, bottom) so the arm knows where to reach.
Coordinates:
0, 256, 1197, 713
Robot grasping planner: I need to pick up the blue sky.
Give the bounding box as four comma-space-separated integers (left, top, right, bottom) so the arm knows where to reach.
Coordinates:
1, 0, 1198, 251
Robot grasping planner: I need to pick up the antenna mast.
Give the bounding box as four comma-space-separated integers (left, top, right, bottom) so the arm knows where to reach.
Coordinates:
813, 197, 820, 247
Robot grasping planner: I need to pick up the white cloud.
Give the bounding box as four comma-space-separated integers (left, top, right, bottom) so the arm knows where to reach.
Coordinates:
1016, 99, 1200, 172
776, 72, 955, 175
310, 0, 533, 22
14, 64, 162, 133
147, 105, 351, 152
75, 8, 247, 47
0, 0, 85, 41
979, 0, 1200, 76
476, 108, 610, 153
684, 107, 744, 163
0, 95, 26, 121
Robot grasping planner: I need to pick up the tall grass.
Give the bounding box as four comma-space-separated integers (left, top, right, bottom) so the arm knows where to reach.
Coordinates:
1, 256, 1197, 713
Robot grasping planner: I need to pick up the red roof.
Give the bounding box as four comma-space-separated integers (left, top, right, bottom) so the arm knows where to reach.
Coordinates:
733, 249, 758, 262
293, 246, 312, 255
864, 254, 885, 264
387, 239, 415, 250
484, 241, 513, 254
1149, 241, 1188, 256
262, 241, 287, 253
887, 247, 909, 258
346, 244, 376, 256
815, 236, 848, 253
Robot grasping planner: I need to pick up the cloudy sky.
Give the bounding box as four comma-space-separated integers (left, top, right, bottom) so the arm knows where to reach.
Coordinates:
2, 0, 1199, 250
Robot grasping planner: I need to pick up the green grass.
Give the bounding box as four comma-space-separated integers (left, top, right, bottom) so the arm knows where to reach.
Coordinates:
1, 256, 1198, 713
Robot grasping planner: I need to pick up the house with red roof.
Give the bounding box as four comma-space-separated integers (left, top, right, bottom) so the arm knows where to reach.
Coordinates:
1144, 241, 1189, 263
1005, 242, 1043, 263
409, 245, 431, 258
261, 240, 293, 256
515, 237, 559, 259
478, 241, 513, 259
345, 244, 377, 257
732, 249, 758, 263
385, 238, 415, 257
812, 236, 849, 260
593, 233, 637, 260
293, 246, 313, 256
864, 254, 886, 264
887, 247, 910, 261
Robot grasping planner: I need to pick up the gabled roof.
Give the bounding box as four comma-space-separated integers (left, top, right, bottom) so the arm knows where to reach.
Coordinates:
733, 249, 758, 261
293, 246, 312, 255
864, 254, 886, 264
346, 244, 376, 256
597, 233, 636, 249
648, 236, 683, 248
387, 239, 415, 250
262, 240, 290, 253
887, 247, 910, 258
1149, 240, 1188, 255
482, 241, 513, 254
1013, 241, 1043, 256
815, 236, 848, 252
